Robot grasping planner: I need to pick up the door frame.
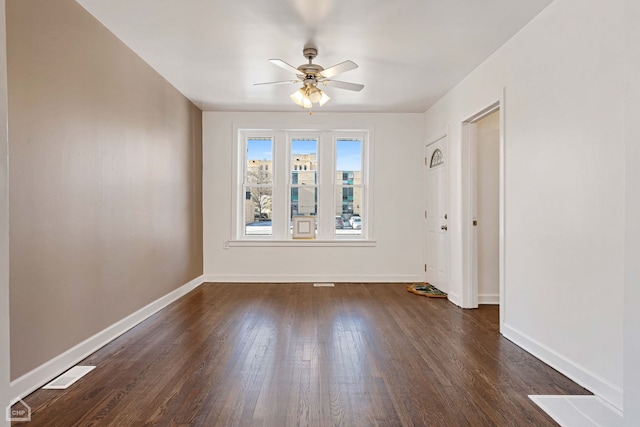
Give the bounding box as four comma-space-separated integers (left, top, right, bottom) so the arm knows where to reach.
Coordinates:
460, 91, 505, 329
423, 132, 449, 293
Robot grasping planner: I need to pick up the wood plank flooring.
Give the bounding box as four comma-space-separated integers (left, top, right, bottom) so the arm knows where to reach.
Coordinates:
13, 283, 589, 426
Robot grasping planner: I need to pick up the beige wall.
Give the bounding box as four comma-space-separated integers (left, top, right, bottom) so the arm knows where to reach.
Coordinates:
7, 0, 203, 379
1, 0, 10, 423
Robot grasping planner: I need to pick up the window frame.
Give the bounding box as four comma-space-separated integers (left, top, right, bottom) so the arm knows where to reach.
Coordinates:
231, 126, 374, 246
334, 136, 366, 239
238, 132, 277, 240
288, 134, 320, 238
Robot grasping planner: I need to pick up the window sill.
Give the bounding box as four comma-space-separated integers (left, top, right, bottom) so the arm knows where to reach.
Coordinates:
228, 239, 376, 248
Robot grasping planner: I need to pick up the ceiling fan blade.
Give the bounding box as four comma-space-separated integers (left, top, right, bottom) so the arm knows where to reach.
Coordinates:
254, 80, 299, 86
319, 60, 358, 78
269, 59, 302, 75
321, 80, 364, 92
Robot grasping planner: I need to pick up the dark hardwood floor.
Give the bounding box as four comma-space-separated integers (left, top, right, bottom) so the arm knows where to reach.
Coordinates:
13, 283, 588, 426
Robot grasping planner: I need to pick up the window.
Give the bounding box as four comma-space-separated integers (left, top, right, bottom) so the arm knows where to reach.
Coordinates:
235, 129, 371, 243
290, 138, 318, 235
244, 137, 273, 236
430, 148, 444, 168
335, 138, 363, 236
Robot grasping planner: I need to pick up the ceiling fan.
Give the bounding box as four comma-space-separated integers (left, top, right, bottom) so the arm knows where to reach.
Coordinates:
254, 46, 364, 109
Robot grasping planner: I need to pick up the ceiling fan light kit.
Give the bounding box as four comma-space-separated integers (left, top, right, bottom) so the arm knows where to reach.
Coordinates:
255, 46, 363, 109
290, 85, 330, 109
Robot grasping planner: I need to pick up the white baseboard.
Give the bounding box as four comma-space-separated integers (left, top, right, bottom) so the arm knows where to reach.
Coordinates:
201, 274, 424, 283
502, 323, 623, 412
446, 291, 461, 307
9, 275, 204, 404
478, 293, 499, 304
529, 395, 623, 427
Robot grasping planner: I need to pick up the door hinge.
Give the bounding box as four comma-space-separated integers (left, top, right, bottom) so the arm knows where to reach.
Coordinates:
424, 157, 428, 166
425, 210, 427, 219
424, 264, 427, 272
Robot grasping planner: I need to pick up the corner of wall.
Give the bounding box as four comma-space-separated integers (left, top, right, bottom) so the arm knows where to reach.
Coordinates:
0, 0, 11, 424
624, 0, 640, 423
9, 275, 204, 404
7, 0, 205, 379
502, 323, 623, 411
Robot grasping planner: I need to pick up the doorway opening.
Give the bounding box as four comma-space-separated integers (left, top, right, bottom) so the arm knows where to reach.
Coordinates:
461, 99, 504, 327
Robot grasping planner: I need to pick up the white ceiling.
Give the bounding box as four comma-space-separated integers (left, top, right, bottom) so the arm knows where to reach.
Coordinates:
76, 0, 552, 113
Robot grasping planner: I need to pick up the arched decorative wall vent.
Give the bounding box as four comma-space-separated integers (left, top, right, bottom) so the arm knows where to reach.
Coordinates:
430, 149, 444, 168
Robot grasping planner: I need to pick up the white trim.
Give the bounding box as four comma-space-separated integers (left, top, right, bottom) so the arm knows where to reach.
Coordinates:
202, 274, 423, 283
228, 239, 376, 247
9, 275, 204, 404
460, 95, 505, 322
461, 101, 501, 309
498, 88, 506, 332
446, 291, 462, 307
502, 323, 623, 412
234, 127, 374, 242
478, 293, 500, 305
529, 395, 623, 427
462, 119, 478, 309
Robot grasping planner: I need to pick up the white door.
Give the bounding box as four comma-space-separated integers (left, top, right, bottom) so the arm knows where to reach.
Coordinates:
424, 137, 449, 292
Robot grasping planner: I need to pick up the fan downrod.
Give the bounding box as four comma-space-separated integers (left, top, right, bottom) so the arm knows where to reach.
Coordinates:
298, 46, 323, 75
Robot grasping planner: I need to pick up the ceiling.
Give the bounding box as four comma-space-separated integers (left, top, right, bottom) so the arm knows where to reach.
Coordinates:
76, 0, 553, 113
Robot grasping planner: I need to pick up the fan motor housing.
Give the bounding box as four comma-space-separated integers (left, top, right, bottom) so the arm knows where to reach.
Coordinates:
298, 64, 324, 75
299, 47, 323, 75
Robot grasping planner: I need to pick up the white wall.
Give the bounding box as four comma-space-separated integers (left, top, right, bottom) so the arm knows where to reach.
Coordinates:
203, 112, 425, 283
476, 111, 500, 303
624, 0, 640, 424
0, 1, 10, 424
424, 0, 624, 410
